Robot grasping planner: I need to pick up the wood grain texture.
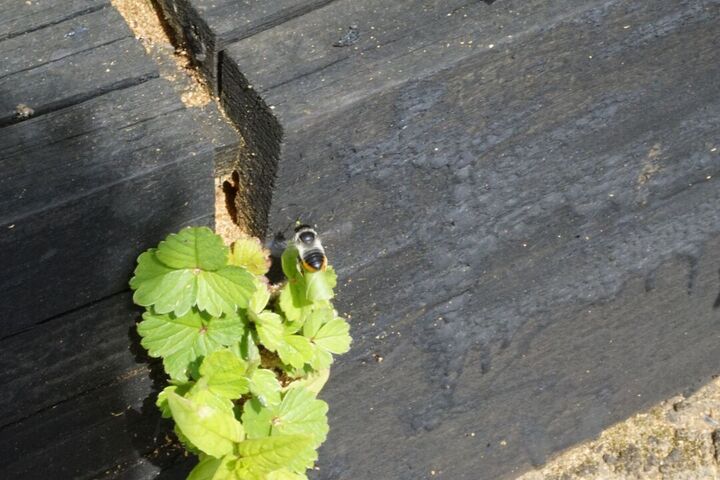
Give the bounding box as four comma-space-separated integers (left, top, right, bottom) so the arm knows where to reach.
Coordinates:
215, 1, 720, 478
0, 292, 195, 479
223, 0, 604, 126
0, 0, 108, 41
154, 0, 333, 90
0, 3, 240, 479
3, 0, 718, 479
0, 9, 236, 332
0, 6, 158, 126
0, 71, 222, 334
1, 292, 147, 428
219, 53, 281, 237
0, 356, 177, 479
318, 239, 720, 479
0, 6, 129, 79
0, 37, 157, 126
0, 80, 183, 220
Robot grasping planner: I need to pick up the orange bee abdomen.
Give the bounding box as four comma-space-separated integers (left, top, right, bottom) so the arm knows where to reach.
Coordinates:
301, 250, 327, 272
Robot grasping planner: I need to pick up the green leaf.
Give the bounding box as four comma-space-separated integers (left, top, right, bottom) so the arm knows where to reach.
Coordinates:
302, 308, 351, 370
137, 309, 246, 381
277, 266, 337, 325
236, 435, 316, 475
238, 327, 260, 363
248, 280, 271, 313
276, 334, 314, 370
187, 386, 235, 414
249, 369, 282, 407
130, 251, 196, 317
187, 456, 224, 480
130, 227, 353, 477
279, 364, 313, 380
301, 308, 333, 339
313, 318, 351, 355
188, 454, 243, 480
197, 350, 250, 399
175, 425, 203, 456
304, 267, 337, 303
284, 368, 330, 396
157, 386, 177, 418
277, 280, 315, 327
167, 392, 244, 458
242, 398, 274, 439
157, 383, 193, 418
253, 311, 284, 352
281, 246, 301, 282
273, 387, 329, 447
196, 266, 257, 316
241, 387, 328, 448
130, 228, 256, 317
229, 236, 271, 276
156, 226, 228, 271
309, 348, 333, 371
199, 349, 247, 377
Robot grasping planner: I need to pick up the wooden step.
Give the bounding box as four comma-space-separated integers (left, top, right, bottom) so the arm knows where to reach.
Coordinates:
0, 77, 221, 334
155, 0, 334, 90
0, 292, 187, 479
0, 6, 157, 127
1, 3, 242, 478
216, 1, 720, 477
0, 0, 108, 41
0, 3, 240, 332
21, 0, 716, 477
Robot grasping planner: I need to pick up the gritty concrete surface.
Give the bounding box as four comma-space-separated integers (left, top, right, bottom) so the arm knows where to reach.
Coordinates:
518, 377, 720, 480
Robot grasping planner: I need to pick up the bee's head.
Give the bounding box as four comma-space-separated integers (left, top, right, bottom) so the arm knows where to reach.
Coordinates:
294, 224, 317, 245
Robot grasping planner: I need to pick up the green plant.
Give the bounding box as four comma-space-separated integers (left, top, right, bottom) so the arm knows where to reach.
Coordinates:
129, 226, 351, 479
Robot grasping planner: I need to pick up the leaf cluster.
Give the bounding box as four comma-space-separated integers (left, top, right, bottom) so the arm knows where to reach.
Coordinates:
130, 227, 351, 479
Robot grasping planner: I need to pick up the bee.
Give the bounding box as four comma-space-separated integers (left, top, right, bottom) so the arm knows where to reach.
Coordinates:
293, 224, 327, 273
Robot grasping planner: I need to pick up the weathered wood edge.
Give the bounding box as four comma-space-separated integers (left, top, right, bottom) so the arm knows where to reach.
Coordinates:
0, 0, 108, 41
153, 0, 334, 92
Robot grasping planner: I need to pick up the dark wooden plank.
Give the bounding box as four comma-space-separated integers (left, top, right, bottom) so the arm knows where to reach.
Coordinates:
4, 242, 719, 480
0, 6, 130, 79
0, 0, 108, 41
217, 0, 610, 233
222, 0, 610, 126
198, 0, 334, 45
0, 6, 159, 127
2, 1, 711, 479
0, 35, 158, 126
110, 456, 195, 480
0, 64, 243, 333
224, 0, 481, 94
0, 291, 193, 479
319, 240, 720, 479
0, 367, 182, 479
218, 1, 720, 478
190, 101, 243, 180
0, 292, 143, 427
0, 80, 184, 220
266, 0, 720, 269
155, 0, 333, 90
0, 86, 238, 218
0, 4, 239, 479
0, 156, 214, 337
